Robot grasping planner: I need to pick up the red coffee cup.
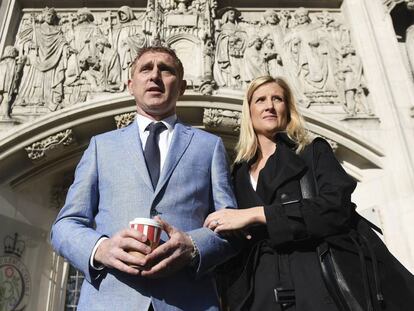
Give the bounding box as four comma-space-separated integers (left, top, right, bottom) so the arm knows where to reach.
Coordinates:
128, 218, 162, 264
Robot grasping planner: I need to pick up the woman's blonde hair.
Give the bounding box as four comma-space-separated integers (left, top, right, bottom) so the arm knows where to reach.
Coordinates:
234, 75, 309, 163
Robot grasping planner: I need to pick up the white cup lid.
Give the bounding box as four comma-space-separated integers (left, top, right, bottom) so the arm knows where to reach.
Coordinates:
129, 217, 162, 228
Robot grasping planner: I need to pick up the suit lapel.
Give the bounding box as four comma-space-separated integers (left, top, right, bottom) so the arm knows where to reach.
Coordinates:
154, 121, 194, 197
120, 121, 153, 191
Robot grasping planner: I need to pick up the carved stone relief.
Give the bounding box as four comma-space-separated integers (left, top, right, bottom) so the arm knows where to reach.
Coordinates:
25, 129, 75, 160
114, 112, 136, 128
8, 6, 150, 120
0, 2, 374, 128
203, 108, 241, 132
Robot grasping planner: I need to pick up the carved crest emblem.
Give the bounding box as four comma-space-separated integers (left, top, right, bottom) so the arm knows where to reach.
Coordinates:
0, 233, 31, 311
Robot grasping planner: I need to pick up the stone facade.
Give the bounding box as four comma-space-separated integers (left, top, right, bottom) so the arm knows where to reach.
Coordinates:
0, 3, 376, 122
0, 0, 414, 309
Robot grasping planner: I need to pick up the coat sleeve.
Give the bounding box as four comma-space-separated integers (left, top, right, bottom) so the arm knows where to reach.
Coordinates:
50, 137, 105, 283
187, 137, 239, 277
264, 138, 357, 246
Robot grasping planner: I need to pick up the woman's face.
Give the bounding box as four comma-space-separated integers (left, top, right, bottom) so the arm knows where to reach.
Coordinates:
249, 82, 289, 137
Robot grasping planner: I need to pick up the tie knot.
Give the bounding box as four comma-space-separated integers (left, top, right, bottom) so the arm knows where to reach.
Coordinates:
147, 122, 166, 134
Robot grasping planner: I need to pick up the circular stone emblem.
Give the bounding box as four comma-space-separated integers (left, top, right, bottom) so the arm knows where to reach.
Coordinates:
0, 256, 31, 311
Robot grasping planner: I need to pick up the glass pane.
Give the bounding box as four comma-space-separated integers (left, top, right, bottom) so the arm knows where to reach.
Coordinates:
64, 265, 84, 310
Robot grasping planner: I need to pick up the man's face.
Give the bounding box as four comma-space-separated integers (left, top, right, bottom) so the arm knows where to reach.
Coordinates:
128, 52, 186, 121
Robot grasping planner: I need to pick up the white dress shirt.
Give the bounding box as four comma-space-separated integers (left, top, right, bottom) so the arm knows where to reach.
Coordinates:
136, 113, 176, 171
90, 113, 177, 269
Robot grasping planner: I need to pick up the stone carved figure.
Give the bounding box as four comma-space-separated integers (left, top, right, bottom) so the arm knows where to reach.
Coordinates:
202, 35, 215, 81
316, 11, 345, 50
95, 38, 123, 92
213, 8, 246, 88
64, 8, 104, 105
260, 10, 285, 50
279, 9, 293, 29
64, 56, 97, 104
0, 46, 24, 119
338, 45, 372, 117
284, 8, 338, 104
65, 8, 102, 79
262, 37, 284, 77
14, 7, 72, 111
68, 9, 101, 62
112, 6, 147, 84
242, 36, 267, 83
15, 16, 35, 57
259, 10, 286, 78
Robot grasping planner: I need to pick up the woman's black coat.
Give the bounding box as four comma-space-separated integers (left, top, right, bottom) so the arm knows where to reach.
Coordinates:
220, 134, 414, 311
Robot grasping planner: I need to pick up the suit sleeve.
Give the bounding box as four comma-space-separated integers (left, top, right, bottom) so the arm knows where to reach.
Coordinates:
50, 137, 105, 283
187, 137, 238, 277
264, 138, 357, 246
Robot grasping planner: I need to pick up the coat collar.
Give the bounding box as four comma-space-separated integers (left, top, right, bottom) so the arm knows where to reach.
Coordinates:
254, 133, 306, 204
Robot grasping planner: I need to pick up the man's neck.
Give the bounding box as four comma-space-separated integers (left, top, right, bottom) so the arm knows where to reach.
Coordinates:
136, 110, 175, 121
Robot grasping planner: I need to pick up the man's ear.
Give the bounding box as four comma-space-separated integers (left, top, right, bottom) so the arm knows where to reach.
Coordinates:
127, 79, 133, 95
179, 80, 187, 96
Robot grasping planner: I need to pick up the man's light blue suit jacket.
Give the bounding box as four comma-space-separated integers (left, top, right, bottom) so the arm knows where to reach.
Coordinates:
51, 120, 237, 311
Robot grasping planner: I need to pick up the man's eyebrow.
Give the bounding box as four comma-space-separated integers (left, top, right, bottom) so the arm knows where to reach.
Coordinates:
157, 62, 177, 73
138, 60, 154, 69
137, 60, 177, 74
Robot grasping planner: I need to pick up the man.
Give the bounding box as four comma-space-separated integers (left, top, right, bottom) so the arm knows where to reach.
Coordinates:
51, 46, 236, 310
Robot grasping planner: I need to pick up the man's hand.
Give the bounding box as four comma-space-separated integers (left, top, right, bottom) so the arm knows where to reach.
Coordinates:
141, 216, 194, 278
94, 229, 152, 275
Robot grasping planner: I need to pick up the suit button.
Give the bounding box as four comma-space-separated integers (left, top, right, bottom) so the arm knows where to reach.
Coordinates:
280, 193, 288, 200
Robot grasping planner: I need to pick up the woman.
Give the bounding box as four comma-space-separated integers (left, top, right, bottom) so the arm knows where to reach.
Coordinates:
204, 76, 414, 311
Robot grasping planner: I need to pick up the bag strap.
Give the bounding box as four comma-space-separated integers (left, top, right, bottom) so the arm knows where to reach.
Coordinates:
299, 142, 318, 199
300, 140, 382, 235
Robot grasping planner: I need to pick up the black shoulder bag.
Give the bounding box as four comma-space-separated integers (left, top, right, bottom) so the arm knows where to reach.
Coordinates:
299, 142, 385, 311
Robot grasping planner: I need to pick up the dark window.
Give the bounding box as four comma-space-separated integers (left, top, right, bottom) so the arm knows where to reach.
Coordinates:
65, 265, 84, 310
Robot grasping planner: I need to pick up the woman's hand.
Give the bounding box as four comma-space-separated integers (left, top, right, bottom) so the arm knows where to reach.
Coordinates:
203, 207, 265, 233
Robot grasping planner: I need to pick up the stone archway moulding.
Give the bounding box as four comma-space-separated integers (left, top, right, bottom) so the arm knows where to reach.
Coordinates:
0, 93, 383, 188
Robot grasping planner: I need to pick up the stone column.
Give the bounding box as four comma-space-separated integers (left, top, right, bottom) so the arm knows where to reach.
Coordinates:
342, 0, 414, 271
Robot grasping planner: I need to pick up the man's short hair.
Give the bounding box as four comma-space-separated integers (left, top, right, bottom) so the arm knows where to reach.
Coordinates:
130, 46, 184, 80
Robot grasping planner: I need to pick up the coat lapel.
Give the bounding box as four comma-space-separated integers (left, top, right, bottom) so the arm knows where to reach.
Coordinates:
120, 120, 153, 191
154, 121, 194, 197
256, 141, 306, 204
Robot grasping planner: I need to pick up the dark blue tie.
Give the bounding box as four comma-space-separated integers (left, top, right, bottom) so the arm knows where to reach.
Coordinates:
144, 122, 166, 189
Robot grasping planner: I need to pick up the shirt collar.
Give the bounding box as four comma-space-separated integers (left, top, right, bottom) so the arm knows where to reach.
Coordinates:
136, 113, 177, 134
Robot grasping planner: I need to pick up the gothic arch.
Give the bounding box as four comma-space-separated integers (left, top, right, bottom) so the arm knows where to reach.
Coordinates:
0, 94, 383, 190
